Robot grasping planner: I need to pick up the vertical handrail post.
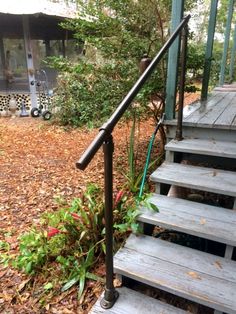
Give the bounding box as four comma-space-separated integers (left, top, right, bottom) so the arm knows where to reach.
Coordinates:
175, 25, 188, 141
100, 134, 119, 309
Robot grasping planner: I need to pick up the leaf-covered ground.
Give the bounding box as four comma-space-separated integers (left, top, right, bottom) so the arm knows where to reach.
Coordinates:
0, 93, 200, 313
0, 115, 160, 313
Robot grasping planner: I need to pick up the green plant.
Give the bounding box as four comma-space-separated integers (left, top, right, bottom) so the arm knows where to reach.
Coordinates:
9, 183, 145, 300
46, 0, 177, 127
113, 192, 141, 235
125, 113, 137, 193
13, 228, 49, 274
113, 191, 159, 238
9, 184, 104, 299
59, 247, 102, 299
0, 240, 10, 251
124, 113, 164, 194
0, 240, 11, 266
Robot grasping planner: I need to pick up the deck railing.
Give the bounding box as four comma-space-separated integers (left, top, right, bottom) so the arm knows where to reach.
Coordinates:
76, 14, 190, 309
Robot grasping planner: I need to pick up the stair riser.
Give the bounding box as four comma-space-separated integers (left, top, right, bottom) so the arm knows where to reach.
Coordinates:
166, 125, 236, 142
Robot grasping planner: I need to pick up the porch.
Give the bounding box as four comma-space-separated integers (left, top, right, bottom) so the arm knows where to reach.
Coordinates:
0, 0, 79, 115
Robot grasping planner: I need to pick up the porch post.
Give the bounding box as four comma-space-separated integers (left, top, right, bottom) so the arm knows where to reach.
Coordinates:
229, 24, 236, 82
62, 39, 66, 58
219, 0, 235, 86
45, 40, 51, 57
0, 35, 6, 72
22, 15, 37, 108
201, 0, 218, 101
165, 0, 184, 120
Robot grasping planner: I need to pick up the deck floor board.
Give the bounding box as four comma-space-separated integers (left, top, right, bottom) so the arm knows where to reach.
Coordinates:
180, 90, 236, 130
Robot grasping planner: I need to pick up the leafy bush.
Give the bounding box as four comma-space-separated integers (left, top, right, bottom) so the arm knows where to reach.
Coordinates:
50, 57, 141, 127
48, 0, 202, 127
47, 0, 176, 127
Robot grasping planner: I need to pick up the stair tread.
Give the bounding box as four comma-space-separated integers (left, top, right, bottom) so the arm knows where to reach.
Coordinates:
165, 138, 236, 159
90, 286, 188, 314
150, 162, 236, 197
114, 234, 236, 314
138, 194, 236, 246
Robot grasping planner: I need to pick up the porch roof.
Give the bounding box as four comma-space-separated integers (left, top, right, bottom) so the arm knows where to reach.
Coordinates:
0, 1, 79, 40
0, 13, 74, 40
0, 0, 77, 19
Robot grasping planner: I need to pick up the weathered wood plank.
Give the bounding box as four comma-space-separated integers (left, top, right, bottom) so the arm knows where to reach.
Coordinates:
90, 287, 188, 314
114, 235, 236, 313
138, 194, 236, 246
197, 92, 235, 126
183, 100, 202, 118
214, 83, 236, 92
150, 162, 236, 197
183, 93, 220, 119
144, 194, 236, 223
166, 123, 236, 141
225, 245, 234, 259
214, 97, 236, 127
165, 138, 236, 159
232, 114, 236, 127
184, 92, 227, 123
125, 234, 236, 283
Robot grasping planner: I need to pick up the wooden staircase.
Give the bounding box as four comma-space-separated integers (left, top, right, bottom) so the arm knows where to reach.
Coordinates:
91, 136, 236, 314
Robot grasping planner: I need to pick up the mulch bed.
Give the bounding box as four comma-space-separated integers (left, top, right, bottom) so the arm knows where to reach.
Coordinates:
0, 116, 158, 313
0, 92, 200, 313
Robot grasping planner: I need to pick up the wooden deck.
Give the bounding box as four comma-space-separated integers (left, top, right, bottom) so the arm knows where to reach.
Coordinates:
165, 88, 236, 141
182, 91, 236, 130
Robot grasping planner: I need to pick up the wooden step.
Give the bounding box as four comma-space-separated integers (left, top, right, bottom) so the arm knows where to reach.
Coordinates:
150, 162, 236, 197
138, 194, 236, 246
165, 138, 236, 159
90, 286, 189, 314
114, 234, 236, 314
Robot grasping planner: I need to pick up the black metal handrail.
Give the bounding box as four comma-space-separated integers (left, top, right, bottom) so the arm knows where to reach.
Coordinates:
76, 14, 190, 309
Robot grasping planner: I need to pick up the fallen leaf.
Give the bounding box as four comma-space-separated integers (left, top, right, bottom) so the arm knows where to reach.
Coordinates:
113, 278, 122, 288
187, 271, 202, 280
214, 260, 223, 269
17, 278, 31, 293
0, 270, 7, 279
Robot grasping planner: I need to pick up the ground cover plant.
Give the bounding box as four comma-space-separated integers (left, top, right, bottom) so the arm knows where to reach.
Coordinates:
10, 183, 141, 297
